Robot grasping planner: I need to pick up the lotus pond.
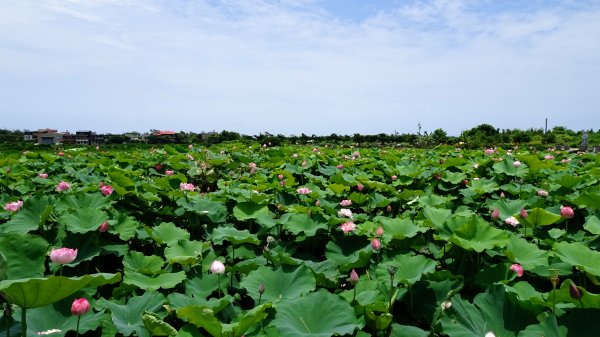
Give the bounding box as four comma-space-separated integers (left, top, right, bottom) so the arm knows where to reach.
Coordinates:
1, 144, 600, 337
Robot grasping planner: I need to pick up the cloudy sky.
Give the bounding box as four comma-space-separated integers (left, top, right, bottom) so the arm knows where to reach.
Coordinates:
1, 0, 599, 136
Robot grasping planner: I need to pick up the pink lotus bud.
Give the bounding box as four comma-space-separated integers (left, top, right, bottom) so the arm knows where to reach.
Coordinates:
297, 187, 312, 195
71, 298, 90, 316
560, 206, 574, 219
277, 174, 284, 180
50, 247, 77, 264
340, 199, 352, 207
357, 183, 364, 191
210, 260, 226, 274
258, 283, 265, 295
513, 161, 522, 167
376, 226, 384, 237
337, 164, 344, 170
537, 190, 549, 197
100, 185, 113, 196
491, 209, 500, 219
520, 208, 528, 218
509, 263, 524, 277
280, 181, 285, 186
155, 164, 163, 170
386, 205, 392, 212
544, 155, 555, 160
98, 222, 109, 232
56, 181, 71, 192
315, 200, 320, 206
500, 192, 505, 198
188, 144, 193, 150
38, 173, 48, 179
371, 238, 381, 250
391, 175, 397, 181
570, 282, 582, 300
165, 170, 174, 176
58, 152, 64, 156
350, 269, 359, 285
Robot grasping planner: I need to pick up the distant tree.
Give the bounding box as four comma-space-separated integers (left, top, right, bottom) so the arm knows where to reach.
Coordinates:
431, 128, 448, 144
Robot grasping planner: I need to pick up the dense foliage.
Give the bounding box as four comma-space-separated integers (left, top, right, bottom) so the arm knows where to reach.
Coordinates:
1, 143, 600, 337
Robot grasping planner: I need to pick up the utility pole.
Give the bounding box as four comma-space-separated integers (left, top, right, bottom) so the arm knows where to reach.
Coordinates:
545, 118, 548, 133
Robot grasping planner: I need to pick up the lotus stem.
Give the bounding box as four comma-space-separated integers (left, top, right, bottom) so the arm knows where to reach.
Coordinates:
20, 308, 25, 337
217, 274, 222, 299
75, 316, 81, 337
352, 287, 356, 303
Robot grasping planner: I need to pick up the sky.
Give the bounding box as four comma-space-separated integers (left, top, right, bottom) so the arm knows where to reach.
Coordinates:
1, 0, 599, 136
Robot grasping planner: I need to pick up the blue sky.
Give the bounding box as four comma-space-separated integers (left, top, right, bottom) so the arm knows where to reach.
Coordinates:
1, 0, 599, 136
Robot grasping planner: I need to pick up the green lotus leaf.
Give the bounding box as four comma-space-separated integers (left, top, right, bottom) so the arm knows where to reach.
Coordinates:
142, 311, 177, 337
445, 215, 509, 253
325, 236, 372, 272
25, 298, 105, 337
504, 282, 546, 308
423, 207, 452, 228
60, 207, 109, 234
493, 159, 529, 178
123, 251, 164, 275
574, 189, 600, 210
272, 289, 358, 337
112, 212, 141, 240
107, 171, 136, 195
522, 208, 562, 227
177, 197, 228, 223
233, 202, 270, 221
383, 253, 437, 286
517, 314, 565, 337
553, 241, 600, 277
389, 323, 429, 337
167, 293, 232, 312
211, 226, 260, 245
54, 193, 110, 212
240, 265, 316, 303
504, 236, 548, 271
0, 252, 6, 282
185, 274, 229, 299
0, 233, 47, 279
442, 171, 466, 184
280, 213, 328, 237
487, 199, 528, 221
96, 291, 165, 337
584, 215, 600, 235
0, 273, 121, 309
164, 240, 204, 266
151, 222, 190, 246
178, 303, 272, 337
123, 270, 186, 290
373, 216, 426, 241
2, 195, 53, 234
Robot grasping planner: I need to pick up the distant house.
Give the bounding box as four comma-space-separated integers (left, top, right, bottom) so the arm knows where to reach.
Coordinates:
76, 131, 97, 145
35, 129, 64, 145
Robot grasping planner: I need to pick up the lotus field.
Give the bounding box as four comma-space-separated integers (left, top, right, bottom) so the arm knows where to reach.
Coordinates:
2, 144, 600, 337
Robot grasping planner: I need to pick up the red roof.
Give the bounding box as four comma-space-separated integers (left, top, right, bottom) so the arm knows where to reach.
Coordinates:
153, 131, 176, 136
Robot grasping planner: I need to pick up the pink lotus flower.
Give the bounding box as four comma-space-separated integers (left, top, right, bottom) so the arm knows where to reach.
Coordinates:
100, 185, 113, 196
376, 226, 384, 237
71, 298, 90, 316
560, 206, 574, 218
505, 216, 520, 227
350, 269, 359, 285
537, 190, 549, 197
544, 155, 555, 160
491, 209, 500, 219
56, 181, 71, 192
98, 222, 109, 232
509, 263, 524, 277
188, 144, 193, 150
484, 148, 495, 155
339, 221, 356, 233
357, 183, 364, 191
277, 174, 284, 180
337, 164, 344, 170
50, 247, 77, 264
155, 164, 163, 170
340, 199, 352, 207
187, 154, 194, 160
500, 192, 505, 198
561, 158, 571, 163
210, 260, 226, 274
58, 151, 64, 157
353, 151, 360, 158
297, 187, 312, 195
513, 161, 522, 167
315, 200, 320, 206
338, 208, 353, 218
371, 238, 381, 250
4, 200, 23, 212
38, 173, 48, 179
165, 170, 174, 176
520, 208, 528, 218
391, 175, 397, 181
180, 183, 195, 191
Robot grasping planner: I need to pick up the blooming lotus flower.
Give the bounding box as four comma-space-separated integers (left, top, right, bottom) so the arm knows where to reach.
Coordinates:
371, 238, 381, 250
537, 190, 549, 197
560, 206, 574, 218
98, 222, 109, 232
180, 183, 195, 191
4, 200, 23, 212
339, 221, 356, 233
100, 185, 113, 196
56, 181, 71, 192
441, 301, 452, 310
513, 161, 522, 167
188, 144, 193, 150
248, 162, 257, 174
509, 263, 524, 277
350, 269, 359, 285
505, 216, 520, 227
210, 260, 226, 274
58, 151, 64, 156
340, 199, 352, 207
71, 298, 90, 316
338, 208, 353, 218
485, 332, 496, 337
297, 187, 311, 195
38, 173, 48, 179
165, 170, 174, 176
292, 153, 298, 158
544, 155, 554, 160
50, 247, 77, 264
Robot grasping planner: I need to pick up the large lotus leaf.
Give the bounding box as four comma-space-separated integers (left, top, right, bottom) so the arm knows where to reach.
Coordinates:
178, 303, 272, 337
445, 215, 509, 253
25, 297, 105, 337
97, 291, 165, 337
522, 208, 562, 227
233, 202, 270, 221
423, 207, 452, 228
325, 236, 372, 272
504, 236, 548, 271
389, 324, 429, 337
442, 171, 466, 184
112, 212, 141, 241
487, 199, 528, 221
0, 273, 120, 309
240, 265, 316, 303
384, 253, 437, 286
185, 274, 229, 299
176, 197, 228, 223
272, 289, 358, 337
123, 270, 187, 290
123, 251, 164, 275
60, 207, 109, 234
107, 171, 136, 195
0, 233, 47, 279
504, 282, 546, 308
373, 216, 426, 241
0, 253, 5, 281
411, 271, 464, 324
493, 159, 529, 177
463, 178, 499, 197
2, 195, 53, 234
142, 311, 177, 337
517, 315, 565, 337
370, 193, 392, 208
553, 241, 600, 277
54, 193, 110, 212
303, 260, 340, 287
164, 240, 205, 266
279, 213, 328, 237
440, 285, 538, 337
211, 227, 260, 245
574, 189, 600, 210
167, 293, 232, 312
59, 233, 102, 267
151, 222, 190, 246
584, 215, 600, 235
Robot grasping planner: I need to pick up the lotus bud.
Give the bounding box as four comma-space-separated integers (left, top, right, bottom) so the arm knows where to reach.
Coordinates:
520, 208, 528, 218
376, 226, 384, 237
491, 209, 500, 219
98, 222, 109, 232
570, 282, 583, 300
350, 269, 359, 285
371, 238, 381, 251
258, 283, 265, 295
71, 298, 90, 316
